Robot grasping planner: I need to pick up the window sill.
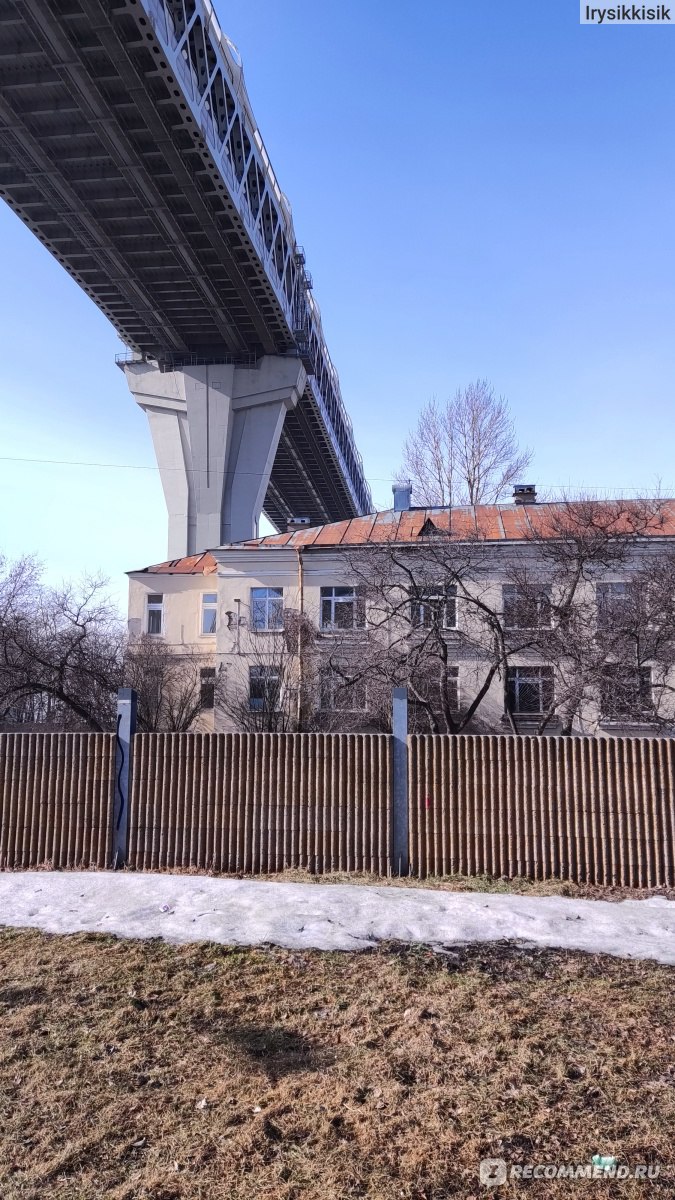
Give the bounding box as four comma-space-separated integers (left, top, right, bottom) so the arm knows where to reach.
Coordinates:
409, 627, 459, 635
599, 718, 657, 730
319, 628, 367, 637
504, 627, 552, 634
501, 713, 561, 729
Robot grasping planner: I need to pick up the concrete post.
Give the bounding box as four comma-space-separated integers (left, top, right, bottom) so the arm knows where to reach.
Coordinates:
392, 686, 409, 875
113, 687, 137, 868
124, 355, 307, 556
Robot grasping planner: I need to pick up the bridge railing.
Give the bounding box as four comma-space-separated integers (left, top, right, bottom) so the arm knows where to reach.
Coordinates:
140, 0, 372, 514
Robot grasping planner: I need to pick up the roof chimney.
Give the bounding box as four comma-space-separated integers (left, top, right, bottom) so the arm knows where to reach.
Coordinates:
392, 482, 413, 512
513, 484, 537, 505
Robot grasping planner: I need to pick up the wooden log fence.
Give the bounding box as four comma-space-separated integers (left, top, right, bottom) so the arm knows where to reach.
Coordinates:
0, 732, 115, 869
1, 728, 674, 886
408, 734, 675, 887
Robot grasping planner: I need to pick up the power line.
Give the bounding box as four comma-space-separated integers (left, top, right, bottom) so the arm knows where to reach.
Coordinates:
1, 455, 672, 493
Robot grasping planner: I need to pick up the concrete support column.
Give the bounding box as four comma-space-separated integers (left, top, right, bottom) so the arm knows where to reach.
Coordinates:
124, 356, 306, 556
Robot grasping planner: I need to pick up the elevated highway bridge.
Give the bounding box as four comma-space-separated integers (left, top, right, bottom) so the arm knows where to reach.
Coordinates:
0, 0, 372, 554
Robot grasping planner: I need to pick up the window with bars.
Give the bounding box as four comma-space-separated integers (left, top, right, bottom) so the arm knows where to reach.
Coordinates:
320, 586, 365, 631
503, 584, 551, 630
249, 665, 282, 711
600, 664, 653, 720
147, 594, 163, 635
201, 592, 217, 635
506, 666, 554, 715
410, 585, 457, 630
251, 587, 283, 631
200, 667, 216, 709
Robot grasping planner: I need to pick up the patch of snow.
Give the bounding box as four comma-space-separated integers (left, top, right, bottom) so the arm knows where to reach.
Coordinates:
0, 873, 673, 963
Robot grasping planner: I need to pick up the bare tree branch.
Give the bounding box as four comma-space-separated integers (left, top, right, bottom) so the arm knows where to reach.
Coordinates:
399, 380, 532, 506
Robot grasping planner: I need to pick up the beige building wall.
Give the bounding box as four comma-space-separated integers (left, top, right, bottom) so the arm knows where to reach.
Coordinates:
127, 571, 218, 731
128, 541, 675, 736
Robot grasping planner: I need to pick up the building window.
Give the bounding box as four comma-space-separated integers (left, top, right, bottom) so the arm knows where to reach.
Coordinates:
320, 668, 366, 711
249, 665, 281, 712
320, 586, 364, 631
147, 594, 163, 635
201, 593, 217, 635
410, 585, 457, 630
200, 667, 216, 709
503, 584, 551, 630
251, 587, 283, 631
597, 582, 633, 630
600, 664, 653, 721
447, 665, 460, 712
506, 666, 554, 715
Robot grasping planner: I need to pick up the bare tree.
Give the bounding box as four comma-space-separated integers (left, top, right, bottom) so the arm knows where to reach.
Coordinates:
399, 380, 532, 506
321, 495, 675, 736
0, 555, 216, 733
217, 608, 319, 732
124, 636, 211, 732
327, 534, 533, 734
518, 496, 675, 734
0, 555, 122, 731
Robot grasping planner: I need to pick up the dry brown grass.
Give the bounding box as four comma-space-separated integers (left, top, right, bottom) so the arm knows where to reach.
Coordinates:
0, 930, 674, 1198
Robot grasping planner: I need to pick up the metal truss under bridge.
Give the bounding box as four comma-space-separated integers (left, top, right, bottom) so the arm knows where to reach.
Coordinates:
0, 0, 372, 536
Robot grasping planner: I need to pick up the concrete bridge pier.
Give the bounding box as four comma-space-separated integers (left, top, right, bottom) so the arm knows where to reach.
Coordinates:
124, 356, 307, 557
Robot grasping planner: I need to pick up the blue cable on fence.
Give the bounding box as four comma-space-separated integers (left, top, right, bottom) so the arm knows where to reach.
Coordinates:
115, 711, 125, 831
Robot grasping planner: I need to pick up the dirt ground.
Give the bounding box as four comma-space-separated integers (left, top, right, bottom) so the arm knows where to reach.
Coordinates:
1, 928, 674, 1198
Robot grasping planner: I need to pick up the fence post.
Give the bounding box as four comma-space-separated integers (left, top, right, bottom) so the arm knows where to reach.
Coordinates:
113, 687, 137, 868
392, 687, 409, 875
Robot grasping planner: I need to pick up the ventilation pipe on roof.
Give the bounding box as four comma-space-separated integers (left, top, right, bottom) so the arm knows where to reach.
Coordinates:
392, 482, 413, 512
513, 484, 537, 505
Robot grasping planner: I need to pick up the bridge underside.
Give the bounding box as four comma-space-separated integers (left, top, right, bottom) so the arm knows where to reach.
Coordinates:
0, 0, 367, 532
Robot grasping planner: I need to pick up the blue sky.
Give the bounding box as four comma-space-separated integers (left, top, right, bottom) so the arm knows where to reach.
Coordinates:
1, 0, 674, 609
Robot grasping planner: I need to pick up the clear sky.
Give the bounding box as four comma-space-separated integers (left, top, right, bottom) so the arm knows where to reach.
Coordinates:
1, 0, 674, 610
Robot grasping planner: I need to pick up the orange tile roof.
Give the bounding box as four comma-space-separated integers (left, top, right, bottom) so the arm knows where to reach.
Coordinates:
132, 501, 675, 574
131, 551, 218, 576
240, 500, 675, 548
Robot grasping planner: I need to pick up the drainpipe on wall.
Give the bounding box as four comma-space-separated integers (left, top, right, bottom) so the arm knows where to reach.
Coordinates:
234, 597, 241, 654
296, 547, 304, 731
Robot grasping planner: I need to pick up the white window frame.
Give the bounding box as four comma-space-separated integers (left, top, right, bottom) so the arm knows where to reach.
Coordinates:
597, 581, 633, 629
506, 666, 554, 715
410, 585, 458, 630
200, 592, 218, 636
146, 593, 163, 636
503, 584, 551, 630
320, 586, 363, 632
250, 587, 284, 632
600, 663, 653, 721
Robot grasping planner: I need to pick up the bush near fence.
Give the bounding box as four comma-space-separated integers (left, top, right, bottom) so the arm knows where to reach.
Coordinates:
1, 731, 674, 887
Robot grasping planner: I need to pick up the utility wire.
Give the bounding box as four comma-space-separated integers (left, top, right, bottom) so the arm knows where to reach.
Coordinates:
0, 455, 671, 495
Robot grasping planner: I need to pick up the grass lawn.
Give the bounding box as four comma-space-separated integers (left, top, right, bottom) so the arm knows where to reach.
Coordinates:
1, 929, 674, 1198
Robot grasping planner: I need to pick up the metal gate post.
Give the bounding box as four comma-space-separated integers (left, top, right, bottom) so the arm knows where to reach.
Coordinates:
113, 687, 137, 868
392, 687, 409, 875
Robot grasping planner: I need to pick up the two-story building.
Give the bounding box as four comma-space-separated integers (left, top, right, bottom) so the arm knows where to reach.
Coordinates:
127, 486, 675, 735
